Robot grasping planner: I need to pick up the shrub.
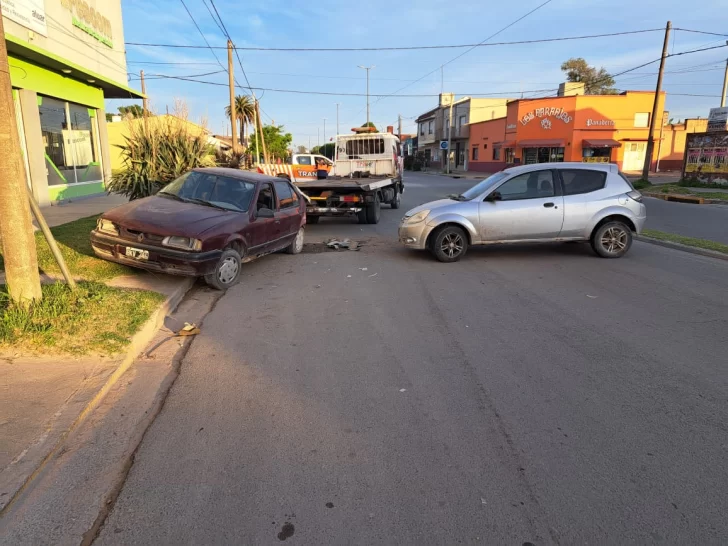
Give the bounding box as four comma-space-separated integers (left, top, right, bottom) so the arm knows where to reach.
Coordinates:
108, 107, 216, 200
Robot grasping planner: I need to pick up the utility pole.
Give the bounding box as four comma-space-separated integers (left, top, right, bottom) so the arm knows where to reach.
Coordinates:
323, 118, 327, 148
227, 40, 237, 151
721, 57, 728, 108
140, 70, 148, 132
335, 103, 340, 136
642, 20, 671, 181
317, 127, 320, 148
446, 99, 454, 174
358, 65, 374, 127
256, 100, 268, 164
0, 15, 42, 305
398, 114, 403, 150
441, 65, 444, 94
308, 136, 311, 152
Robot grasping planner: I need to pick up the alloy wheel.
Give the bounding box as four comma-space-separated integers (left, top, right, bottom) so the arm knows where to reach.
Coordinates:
294, 229, 304, 252
440, 232, 464, 259
600, 227, 628, 254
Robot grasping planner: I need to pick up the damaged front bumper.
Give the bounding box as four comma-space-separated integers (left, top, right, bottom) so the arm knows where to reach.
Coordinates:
398, 222, 433, 250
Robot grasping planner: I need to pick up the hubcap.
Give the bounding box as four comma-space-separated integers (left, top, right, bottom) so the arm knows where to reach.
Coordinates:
440, 233, 464, 258
600, 227, 628, 254
295, 229, 304, 252
218, 257, 239, 284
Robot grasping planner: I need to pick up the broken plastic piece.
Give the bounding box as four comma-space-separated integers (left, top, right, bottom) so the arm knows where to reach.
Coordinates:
177, 322, 200, 336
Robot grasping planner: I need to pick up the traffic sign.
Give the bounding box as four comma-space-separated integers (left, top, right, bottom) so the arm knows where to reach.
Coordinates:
440, 141, 448, 150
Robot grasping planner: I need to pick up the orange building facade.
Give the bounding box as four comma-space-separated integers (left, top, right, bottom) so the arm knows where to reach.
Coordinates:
468, 91, 674, 173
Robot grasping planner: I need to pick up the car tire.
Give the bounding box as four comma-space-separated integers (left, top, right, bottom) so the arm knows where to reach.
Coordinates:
307, 215, 320, 224
286, 227, 305, 254
390, 190, 401, 209
366, 194, 381, 224
591, 221, 633, 258
204, 248, 242, 290
431, 225, 468, 263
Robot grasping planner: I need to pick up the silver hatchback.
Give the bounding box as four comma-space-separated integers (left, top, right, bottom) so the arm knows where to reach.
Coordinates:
399, 162, 646, 262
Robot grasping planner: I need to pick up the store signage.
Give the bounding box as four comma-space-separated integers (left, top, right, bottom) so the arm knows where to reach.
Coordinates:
506, 124, 517, 130
1, 0, 48, 36
520, 107, 573, 127
708, 107, 728, 132
586, 118, 615, 127
60, 0, 113, 48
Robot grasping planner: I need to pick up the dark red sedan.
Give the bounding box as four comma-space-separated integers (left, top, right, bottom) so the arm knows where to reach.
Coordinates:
91, 168, 306, 289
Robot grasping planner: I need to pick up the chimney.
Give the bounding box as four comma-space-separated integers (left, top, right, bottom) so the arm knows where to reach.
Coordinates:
386, 125, 394, 134
558, 82, 585, 97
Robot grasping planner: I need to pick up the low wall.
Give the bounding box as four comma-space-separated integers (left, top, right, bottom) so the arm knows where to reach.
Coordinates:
468, 161, 507, 173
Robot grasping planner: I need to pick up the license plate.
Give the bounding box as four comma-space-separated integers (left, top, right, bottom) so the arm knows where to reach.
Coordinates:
125, 247, 149, 260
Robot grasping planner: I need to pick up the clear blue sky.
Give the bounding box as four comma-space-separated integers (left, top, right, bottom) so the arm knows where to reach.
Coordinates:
114, 0, 728, 149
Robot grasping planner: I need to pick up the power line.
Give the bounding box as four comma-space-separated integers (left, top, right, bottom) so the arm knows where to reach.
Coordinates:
675, 28, 728, 38
201, 0, 226, 36
207, 0, 255, 93
124, 28, 662, 52
129, 69, 226, 80
178, 0, 227, 74
127, 60, 220, 65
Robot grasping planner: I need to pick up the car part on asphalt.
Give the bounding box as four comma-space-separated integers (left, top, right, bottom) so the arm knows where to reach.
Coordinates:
286, 228, 305, 255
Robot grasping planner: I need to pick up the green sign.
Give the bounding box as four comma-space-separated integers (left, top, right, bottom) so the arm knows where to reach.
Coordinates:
72, 16, 113, 48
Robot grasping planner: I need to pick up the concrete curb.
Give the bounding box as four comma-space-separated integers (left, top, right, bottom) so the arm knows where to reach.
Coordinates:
636, 235, 728, 262
0, 277, 195, 515
643, 192, 728, 206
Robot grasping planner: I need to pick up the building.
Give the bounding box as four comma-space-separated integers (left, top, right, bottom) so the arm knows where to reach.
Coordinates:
415, 94, 513, 170
467, 86, 687, 174
656, 118, 708, 171
4, 0, 142, 205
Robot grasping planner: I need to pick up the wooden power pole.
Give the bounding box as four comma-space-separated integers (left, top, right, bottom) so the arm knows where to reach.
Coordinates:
227, 40, 237, 151
140, 70, 149, 132
256, 100, 269, 164
642, 21, 671, 181
0, 15, 42, 305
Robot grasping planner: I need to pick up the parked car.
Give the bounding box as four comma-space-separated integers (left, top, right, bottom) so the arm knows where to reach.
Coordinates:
91, 168, 306, 289
398, 162, 646, 262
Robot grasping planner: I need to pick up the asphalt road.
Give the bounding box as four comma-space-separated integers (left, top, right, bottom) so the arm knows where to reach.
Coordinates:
98, 173, 728, 545
643, 197, 728, 245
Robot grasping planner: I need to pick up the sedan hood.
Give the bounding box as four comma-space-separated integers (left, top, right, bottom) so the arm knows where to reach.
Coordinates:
103, 195, 238, 237
405, 198, 456, 216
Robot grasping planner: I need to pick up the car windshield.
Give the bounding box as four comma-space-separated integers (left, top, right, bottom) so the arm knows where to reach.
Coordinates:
159, 172, 255, 212
458, 172, 509, 200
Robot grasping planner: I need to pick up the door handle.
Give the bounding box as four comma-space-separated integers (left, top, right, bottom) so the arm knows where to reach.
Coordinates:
274, 220, 281, 224
543, 202, 555, 208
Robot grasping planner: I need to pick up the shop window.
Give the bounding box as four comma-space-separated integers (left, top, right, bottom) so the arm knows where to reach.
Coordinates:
525, 147, 564, 164
582, 147, 611, 163
472, 147, 479, 161
634, 112, 650, 128
493, 147, 501, 161
39, 96, 101, 186
504, 148, 515, 163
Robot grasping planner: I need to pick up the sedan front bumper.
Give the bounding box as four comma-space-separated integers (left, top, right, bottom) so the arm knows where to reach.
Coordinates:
398, 222, 433, 250
90, 230, 222, 277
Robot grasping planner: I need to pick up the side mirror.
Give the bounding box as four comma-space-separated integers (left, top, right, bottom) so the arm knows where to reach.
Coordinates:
485, 191, 502, 202
257, 207, 275, 218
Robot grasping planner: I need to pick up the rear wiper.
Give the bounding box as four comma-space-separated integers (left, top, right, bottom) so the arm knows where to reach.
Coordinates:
186, 198, 231, 211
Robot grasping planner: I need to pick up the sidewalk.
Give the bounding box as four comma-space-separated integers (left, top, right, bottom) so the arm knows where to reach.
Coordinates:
38, 193, 128, 228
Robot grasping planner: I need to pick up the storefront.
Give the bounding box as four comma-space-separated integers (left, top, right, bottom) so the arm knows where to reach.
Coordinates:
469, 91, 668, 174
4, 0, 142, 205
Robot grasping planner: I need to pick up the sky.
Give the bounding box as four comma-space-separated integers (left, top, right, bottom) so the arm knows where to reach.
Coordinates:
114, 0, 728, 149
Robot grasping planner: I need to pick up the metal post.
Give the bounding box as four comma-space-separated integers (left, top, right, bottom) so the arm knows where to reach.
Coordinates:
358, 65, 374, 127
446, 99, 453, 174
642, 21, 671, 180
323, 118, 327, 149
335, 103, 340, 136
721, 58, 728, 108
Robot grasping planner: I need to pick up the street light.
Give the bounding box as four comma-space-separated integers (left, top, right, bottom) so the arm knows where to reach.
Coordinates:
357, 65, 375, 128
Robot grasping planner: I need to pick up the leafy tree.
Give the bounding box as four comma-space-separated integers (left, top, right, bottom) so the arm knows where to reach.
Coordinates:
361, 121, 378, 131
224, 95, 255, 149
249, 124, 293, 162
310, 146, 321, 154
117, 104, 144, 118
318, 142, 335, 160
560, 58, 617, 95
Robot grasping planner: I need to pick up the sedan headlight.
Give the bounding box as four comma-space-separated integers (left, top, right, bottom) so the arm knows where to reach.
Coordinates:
97, 218, 118, 235
404, 210, 430, 225
162, 236, 203, 251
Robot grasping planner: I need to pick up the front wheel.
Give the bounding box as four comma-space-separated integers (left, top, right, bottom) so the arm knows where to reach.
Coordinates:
204, 249, 242, 290
286, 227, 304, 254
591, 221, 633, 258
431, 226, 468, 263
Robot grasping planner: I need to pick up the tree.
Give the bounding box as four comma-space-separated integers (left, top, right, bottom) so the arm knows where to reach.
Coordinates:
361, 121, 378, 131
248, 124, 293, 162
224, 95, 255, 149
318, 142, 335, 159
296, 145, 308, 154
560, 58, 617, 95
118, 104, 144, 118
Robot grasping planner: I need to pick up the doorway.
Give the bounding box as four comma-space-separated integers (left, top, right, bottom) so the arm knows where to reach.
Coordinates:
622, 142, 646, 171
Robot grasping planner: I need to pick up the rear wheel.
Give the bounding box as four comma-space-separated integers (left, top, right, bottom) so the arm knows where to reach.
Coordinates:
306, 215, 320, 225
390, 190, 401, 209
431, 226, 468, 263
591, 221, 632, 258
286, 227, 304, 254
365, 194, 381, 224
204, 249, 242, 290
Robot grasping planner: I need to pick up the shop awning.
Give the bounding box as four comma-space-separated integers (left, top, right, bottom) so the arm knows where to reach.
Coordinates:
517, 139, 565, 148
494, 140, 516, 148
583, 139, 622, 148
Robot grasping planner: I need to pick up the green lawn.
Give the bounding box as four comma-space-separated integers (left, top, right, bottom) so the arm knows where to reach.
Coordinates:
0, 281, 164, 356
639, 182, 728, 201
0, 215, 138, 281
641, 229, 728, 255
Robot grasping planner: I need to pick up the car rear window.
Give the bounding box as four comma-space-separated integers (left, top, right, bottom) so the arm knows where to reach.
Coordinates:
560, 169, 607, 196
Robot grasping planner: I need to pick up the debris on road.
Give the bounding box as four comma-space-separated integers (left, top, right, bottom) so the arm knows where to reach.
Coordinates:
177, 322, 200, 336
325, 238, 361, 251
368, 273, 378, 278
587, 295, 598, 299
399, 388, 407, 392
359, 267, 368, 271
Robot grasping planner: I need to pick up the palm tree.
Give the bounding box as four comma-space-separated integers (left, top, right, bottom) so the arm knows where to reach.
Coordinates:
224, 95, 255, 149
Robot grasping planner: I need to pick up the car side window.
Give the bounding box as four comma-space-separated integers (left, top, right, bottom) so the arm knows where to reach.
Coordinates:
495, 171, 554, 201
274, 181, 298, 209
560, 169, 607, 195
256, 183, 275, 212
297, 155, 312, 166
